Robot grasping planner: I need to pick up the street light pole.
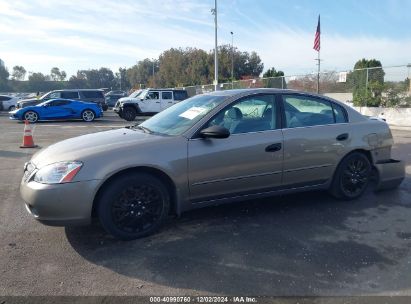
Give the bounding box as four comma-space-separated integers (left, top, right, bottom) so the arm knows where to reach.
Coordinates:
407, 63, 411, 93
211, 0, 218, 91
231, 31, 234, 86
152, 58, 155, 88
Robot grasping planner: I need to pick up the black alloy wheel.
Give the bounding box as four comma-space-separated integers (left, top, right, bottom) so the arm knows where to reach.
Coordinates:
97, 173, 170, 240
330, 152, 371, 200
122, 107, 137, 121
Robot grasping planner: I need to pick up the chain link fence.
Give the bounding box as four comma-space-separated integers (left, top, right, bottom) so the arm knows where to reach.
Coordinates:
180, 64, 411, 107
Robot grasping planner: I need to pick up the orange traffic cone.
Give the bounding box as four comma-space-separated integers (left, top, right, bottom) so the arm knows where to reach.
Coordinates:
20, 120, 38, 148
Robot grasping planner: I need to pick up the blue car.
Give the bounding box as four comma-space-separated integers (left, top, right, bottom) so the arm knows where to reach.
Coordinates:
9, 99, 103, 123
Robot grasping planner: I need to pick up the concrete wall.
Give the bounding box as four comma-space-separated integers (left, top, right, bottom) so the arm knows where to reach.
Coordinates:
352, 107, 411, 127
324, 93, 353, 103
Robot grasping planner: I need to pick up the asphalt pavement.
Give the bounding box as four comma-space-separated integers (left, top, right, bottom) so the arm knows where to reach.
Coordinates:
0, 111, 411, 297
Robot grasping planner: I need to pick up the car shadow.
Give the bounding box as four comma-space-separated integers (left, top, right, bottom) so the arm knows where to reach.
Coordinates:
65, 174, 411, 295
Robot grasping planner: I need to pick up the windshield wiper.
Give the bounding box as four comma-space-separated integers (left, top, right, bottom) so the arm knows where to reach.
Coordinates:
131, 125, 153, 134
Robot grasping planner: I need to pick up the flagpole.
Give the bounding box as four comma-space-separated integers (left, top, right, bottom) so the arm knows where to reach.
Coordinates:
317, 50, 320, 94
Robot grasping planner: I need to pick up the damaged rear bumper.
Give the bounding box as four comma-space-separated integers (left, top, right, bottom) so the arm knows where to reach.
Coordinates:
374, 159, 405, 191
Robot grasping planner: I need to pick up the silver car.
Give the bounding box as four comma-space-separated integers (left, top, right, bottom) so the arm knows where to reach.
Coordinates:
20, 89, 405, 240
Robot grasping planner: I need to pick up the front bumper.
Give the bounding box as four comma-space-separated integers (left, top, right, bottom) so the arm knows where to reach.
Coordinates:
374, 159, 405, 191
20, 178, 101, 226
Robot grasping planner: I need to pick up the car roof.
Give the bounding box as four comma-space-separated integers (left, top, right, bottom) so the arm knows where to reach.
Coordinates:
50, 89, 104, 92
144, 88, 187, 92
204, 88, 346, 104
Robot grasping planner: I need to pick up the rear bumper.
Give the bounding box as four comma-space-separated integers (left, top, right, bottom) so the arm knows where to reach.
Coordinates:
374, 159, 405, 191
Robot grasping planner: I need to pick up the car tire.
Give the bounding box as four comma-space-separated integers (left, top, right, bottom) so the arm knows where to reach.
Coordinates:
81, 109, 95, 122
122, 107, 137, 121
23, 111, 39, 123
97, 173, 170, 240
9, 106, 16, 111
330, 152, 371, 200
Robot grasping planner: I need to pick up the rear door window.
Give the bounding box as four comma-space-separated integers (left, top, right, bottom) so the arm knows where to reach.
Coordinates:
282, 95, 335, 128
174, 91, 188, 100
81, 91, 104, 98
162, 92, 173, 100
61, 91, 79, 99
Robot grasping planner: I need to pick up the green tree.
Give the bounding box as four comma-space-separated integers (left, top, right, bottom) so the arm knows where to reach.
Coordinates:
27, 72, 51, 91
0, 65, 10, 91
68, 72, 87, 89
115, 67, 130, 90
11, 66, 26, 80
263, 67, 286, 89
50, 67, 67, 81
127, 59, 155, 88
72, 68, 115, 88
349, 58, 385, 107
263, 67, 284, 78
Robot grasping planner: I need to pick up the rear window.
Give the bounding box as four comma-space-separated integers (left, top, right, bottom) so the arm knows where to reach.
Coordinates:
174, 90, 188, 101
81, 91, 104, 98
61, 91, 79, 99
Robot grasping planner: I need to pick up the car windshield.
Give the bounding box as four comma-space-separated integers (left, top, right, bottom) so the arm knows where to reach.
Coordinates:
37, 100, 51, 106
137, 94, 226, 136
129, 90, 143, 98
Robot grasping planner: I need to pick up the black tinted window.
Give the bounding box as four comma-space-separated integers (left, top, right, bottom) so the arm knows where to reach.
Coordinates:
49, 100, 71, 106
174, 90, 187, 100
81, 91, 104, 98
61, 91, 79, 99
162, 92, 172, 100
332, 104, 348, 123
283, 95, 335, 128
0, 96, 11, 101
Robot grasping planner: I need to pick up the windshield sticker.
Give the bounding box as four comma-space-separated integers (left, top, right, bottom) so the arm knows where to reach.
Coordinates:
179, 107, 207, 120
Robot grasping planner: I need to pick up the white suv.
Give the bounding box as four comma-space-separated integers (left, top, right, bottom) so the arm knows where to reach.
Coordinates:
114, 88, 188, 121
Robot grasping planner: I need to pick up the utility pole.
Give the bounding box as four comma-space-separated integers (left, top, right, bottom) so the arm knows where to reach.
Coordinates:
316, 52, 320, 93
152, 58, 155, 88
231, 31, 234, 87
211, 0, 218, 91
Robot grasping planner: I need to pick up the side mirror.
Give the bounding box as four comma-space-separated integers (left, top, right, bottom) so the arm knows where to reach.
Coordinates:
199, 125, 230, 139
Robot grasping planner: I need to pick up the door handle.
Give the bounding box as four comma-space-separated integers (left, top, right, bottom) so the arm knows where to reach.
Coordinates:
168, 102, 172, 103
336, 133, 349, 141
155, 101, 160, 103
265, 143, 282, 152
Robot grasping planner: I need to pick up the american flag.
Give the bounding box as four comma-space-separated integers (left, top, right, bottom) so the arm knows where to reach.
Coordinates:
313, 15, 320, 52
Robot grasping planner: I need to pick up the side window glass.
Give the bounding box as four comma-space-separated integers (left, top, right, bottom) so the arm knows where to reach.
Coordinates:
61, 91, 79, 99
148, 92, 159, 100
209, 95, 277, 134
333, 104, 348, 123
49, 92, 60, 99
174, 91, 187, 100
162, 92, 172, 100
283, 95, 335, 128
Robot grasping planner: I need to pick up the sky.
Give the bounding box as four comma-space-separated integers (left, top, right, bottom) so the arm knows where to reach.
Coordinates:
0, 0, 410, 79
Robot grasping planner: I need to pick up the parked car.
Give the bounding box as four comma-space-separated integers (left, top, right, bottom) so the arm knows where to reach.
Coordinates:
105, 90, 127, 97
0, 95, 20, 111
114, 88, 188, 121
20, 89, 404, 240
10, 98, 103, 122
16, 89, 108, 111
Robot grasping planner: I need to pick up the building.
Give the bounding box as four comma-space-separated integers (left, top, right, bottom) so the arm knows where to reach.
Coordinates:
0, 58, 4, 67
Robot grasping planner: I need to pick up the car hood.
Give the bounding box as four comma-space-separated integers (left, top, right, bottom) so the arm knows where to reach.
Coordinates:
31, 127, 162, 168
118, 97, 139, 103
18, 98, 38, 104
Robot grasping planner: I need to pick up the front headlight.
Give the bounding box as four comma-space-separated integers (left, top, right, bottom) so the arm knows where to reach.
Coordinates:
33, 161, 83, 184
